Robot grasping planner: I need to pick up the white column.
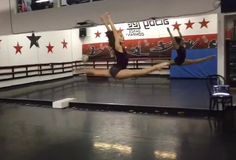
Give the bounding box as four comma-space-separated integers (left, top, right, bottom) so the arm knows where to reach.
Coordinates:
217, 11, 225, 77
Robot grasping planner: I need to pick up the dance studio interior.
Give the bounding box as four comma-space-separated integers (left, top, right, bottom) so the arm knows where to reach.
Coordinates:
0, 0, 236, 160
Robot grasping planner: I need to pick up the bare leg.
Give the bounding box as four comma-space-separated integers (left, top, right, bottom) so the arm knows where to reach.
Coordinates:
115, 62, 170, 79
182, 55, 215, 66
73, 62, 169, 79
73, 68, 111, 77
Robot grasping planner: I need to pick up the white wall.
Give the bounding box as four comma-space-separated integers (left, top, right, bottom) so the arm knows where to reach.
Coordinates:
7, 0, 219, 34
0, 29, 80, 66
0, 29, 81, 88
0, 0, 230, 80
71, 29, 83, 61
0, 0, 12, 35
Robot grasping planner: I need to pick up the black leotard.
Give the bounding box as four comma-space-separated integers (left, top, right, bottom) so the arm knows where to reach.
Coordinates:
174, 45, 186, 65
109, 49, 129, 78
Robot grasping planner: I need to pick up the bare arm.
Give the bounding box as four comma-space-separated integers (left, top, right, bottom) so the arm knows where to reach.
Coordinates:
107, 14, 123, 52
167, 27, 179, 49
100, 14, 111, 31
177, 29, 183, 39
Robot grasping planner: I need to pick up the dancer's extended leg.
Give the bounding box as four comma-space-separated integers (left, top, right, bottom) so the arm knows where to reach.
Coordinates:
73, 68, 111, 77
181, 55, 215, 66
115, 62, 170, 79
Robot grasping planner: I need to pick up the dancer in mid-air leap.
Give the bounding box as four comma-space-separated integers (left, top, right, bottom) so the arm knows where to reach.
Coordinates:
166, 27, 215, 66
74, 13, 169, 79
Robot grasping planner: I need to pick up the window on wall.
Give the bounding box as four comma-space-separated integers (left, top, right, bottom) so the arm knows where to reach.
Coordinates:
16, 0, 104, 13
31, 0, 54, 11
60, 0, 103, 6
60, 0, 89, 6
17, 0, 54, 13
17, 0, 32, 12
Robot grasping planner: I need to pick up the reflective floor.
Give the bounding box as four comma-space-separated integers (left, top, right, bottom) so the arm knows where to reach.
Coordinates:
0, 103, 236, 160
0, 77, 225, 110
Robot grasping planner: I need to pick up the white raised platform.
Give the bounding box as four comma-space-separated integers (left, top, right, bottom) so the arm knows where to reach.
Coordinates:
52, 98, 75, 109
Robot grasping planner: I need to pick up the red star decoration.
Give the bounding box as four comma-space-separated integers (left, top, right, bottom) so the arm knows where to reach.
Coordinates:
14, 42, 23, 54
61, 39, 68, 49
95, 31, 101, 38
185, 20, 195, 29
172, 21, 181, 30
46, 43, 54, 53
117, 28, 124, 33
199, 18, 209, 28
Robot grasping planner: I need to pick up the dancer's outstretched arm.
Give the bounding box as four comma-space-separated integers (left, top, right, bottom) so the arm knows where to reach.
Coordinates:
177, 28, 183, 39
167, 27, 178, 49
106, 13, 123, 52
100, 13, 111, 31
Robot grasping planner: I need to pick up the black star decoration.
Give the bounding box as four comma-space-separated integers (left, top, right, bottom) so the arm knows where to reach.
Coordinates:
27, 33, 41, 48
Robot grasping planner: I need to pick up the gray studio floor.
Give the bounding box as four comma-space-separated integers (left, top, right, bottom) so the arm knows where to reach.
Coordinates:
1, 77, 236, 160
0, 76, 227, 110
0, 102, 236, 160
